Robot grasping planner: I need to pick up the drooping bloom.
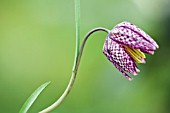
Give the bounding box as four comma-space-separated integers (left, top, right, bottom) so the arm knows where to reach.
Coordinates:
103, 21, 159, 80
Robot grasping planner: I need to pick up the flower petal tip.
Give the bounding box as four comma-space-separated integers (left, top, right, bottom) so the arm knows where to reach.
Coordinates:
136, 68, 140, 72
133, 72, 138, 76
128, 77, 133, 81
150, 51, 155, 55
130, 71, 138, 76
157, 44, 159, 48
125, 75, 133, 81
141, 58, 146, 64
154, 42, 159, 49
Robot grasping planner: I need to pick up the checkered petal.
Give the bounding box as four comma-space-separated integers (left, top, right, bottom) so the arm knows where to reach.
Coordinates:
103, 37, 138, 80
110, 21, 159, 54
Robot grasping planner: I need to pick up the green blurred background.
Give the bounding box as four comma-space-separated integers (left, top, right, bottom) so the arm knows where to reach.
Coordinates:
0, 0, 170, 113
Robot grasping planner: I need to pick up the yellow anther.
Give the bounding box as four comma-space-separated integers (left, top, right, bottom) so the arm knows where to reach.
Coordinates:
124, 46, 146, 64
132, 48, 146, 58
125, 47, 141, 63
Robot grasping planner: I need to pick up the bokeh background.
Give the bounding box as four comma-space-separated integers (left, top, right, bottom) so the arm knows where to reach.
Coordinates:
0, 0, 170, 113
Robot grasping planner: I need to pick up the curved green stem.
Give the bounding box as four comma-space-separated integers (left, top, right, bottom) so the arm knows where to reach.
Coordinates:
75, 28, 110, 71
39, 27, 109, 113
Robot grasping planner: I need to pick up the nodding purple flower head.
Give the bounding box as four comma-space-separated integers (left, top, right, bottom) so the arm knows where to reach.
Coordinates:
103, 21, 159, 80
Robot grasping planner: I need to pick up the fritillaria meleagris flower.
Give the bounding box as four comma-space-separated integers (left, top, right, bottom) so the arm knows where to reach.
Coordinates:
103, 21, 159, 80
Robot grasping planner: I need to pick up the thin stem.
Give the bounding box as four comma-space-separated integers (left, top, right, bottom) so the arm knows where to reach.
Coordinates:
39, 0, 80, 112
39, 28, 109, 113
75, 28, 110, 71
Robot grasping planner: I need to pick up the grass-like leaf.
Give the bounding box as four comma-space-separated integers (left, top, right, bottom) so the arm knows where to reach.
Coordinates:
19, 81, 51, 113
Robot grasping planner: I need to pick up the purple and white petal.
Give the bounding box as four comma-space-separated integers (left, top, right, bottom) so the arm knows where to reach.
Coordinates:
110, 26, 157, 54
103, 37, 139, 80
103, 21, 159, 80
115, 21, 159, 49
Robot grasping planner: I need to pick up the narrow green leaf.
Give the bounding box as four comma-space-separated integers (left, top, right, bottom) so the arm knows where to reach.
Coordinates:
73, 0, 80, 71
19, 81, 51, 113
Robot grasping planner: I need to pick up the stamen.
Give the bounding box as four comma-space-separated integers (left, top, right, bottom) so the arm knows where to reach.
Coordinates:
132, 49, 146, 58
124, 46, 146, 63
